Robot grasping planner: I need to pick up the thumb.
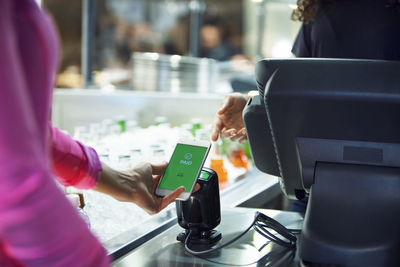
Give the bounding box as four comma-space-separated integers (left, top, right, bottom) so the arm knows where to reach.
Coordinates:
217, 95, 235, 115
159, 186, 185, 211
151, 162, 168, 175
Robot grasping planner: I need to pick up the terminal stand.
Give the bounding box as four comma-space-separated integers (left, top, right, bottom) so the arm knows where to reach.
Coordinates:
300, 162, 400, 266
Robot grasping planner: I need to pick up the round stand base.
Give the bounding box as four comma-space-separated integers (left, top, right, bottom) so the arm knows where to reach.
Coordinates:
177, 229, 222, 246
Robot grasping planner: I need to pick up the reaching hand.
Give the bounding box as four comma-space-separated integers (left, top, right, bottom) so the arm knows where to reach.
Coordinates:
211, 93, 250, 143
122, 162, 185, 214
95, 162, 185, 215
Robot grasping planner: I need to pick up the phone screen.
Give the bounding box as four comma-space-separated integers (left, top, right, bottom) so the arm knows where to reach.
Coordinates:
158, 143, 208, 192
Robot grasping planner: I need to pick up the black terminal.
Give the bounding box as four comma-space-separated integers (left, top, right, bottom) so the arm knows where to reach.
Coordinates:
243, 58, 400, 266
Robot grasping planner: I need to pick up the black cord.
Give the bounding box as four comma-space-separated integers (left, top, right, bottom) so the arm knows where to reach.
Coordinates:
184, 211, 300, 265
184, 215, 257, 255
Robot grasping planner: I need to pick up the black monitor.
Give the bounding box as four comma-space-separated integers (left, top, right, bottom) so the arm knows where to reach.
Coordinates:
243, 58, 400, 266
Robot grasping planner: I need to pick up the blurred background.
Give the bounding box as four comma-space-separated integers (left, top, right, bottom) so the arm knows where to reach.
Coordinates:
42, 0, 300, 89
39, 0, 301, 250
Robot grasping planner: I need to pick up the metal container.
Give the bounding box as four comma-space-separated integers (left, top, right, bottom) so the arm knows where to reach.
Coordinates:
131, 52, 219, 93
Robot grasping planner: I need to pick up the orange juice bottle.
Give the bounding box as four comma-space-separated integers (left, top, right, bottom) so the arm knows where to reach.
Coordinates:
229, 148, 249, 170
209, 140, 228, 184
210, 158, 228, 184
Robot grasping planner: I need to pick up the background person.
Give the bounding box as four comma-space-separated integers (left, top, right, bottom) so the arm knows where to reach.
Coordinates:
199, 17, 241, 61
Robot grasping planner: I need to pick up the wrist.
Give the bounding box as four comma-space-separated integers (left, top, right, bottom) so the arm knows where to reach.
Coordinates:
94, 163, 132, 202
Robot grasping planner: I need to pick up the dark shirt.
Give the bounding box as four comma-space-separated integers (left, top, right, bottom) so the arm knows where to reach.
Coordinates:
292, 0, 400, 59
290, 0, 400, 213
200, 41, 240, 61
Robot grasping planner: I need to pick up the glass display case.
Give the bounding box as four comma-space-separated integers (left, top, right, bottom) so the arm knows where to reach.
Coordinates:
52, 89, 281, 256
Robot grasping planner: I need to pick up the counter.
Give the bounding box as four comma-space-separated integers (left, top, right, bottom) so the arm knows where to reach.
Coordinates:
104, 169, 280, 259
112, 207, 303, 266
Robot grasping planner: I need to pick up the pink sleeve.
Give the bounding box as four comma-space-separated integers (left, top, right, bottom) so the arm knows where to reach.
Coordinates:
0, 1, 110, 266
50, 125, 103, 189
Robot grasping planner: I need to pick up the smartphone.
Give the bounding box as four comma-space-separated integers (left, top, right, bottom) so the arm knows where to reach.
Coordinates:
156, 138, 211, 201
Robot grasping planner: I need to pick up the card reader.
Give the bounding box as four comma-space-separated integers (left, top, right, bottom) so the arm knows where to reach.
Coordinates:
176, 167, 222, 245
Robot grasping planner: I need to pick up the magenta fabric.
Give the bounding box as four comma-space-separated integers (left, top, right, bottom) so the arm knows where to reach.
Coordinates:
0, 0, 110, 266
50, 125, 103, 189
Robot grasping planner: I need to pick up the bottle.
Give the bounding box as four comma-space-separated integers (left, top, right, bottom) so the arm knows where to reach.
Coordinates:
228, 143, 249, 170
116, 116, 127, 133
154, 116, 167, 126
210, 158, 228, 184
180, 124, 194, 139
210, 141, 228, 184
67, 193, 91, 228
191, 118, 202, 136
126, 120, 138, 132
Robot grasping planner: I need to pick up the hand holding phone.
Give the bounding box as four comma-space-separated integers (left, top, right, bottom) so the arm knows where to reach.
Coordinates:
156, 139, 211, 200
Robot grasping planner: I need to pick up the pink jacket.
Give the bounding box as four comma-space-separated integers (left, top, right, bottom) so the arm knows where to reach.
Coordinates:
0, 0, 110, 266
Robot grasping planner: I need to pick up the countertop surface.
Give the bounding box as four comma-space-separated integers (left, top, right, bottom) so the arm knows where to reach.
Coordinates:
112, 207, 303, 267
104, 169, 280, 257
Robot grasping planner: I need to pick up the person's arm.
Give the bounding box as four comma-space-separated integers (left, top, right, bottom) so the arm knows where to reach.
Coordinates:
50, 125, 185, 214
50, 125, 102, 189
0, 1, 109, 266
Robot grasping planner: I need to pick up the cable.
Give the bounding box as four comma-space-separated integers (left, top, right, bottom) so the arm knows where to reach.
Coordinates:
253, 212, 297, 249
183, 211, 301, 265
184, 215, 257, 255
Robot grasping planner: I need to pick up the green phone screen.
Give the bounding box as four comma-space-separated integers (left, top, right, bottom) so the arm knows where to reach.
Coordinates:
158, 143, 208, 192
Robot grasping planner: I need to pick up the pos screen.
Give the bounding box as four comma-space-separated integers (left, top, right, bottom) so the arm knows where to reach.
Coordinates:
158, 144, 208, 192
